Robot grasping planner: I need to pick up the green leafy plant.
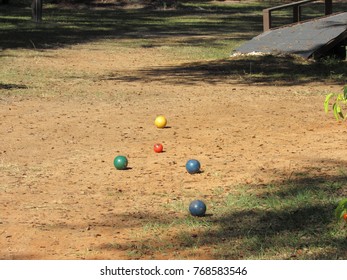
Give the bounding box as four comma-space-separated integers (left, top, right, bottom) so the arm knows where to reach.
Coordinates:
335, 198, 347, 222
324, 87, 347, 225
324, 86, 347, 120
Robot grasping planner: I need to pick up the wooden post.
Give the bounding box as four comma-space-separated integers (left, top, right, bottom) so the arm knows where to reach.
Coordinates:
293, 5, 301, 23
325, 0, 333, 15
263, 9, 271, 31
31, 0, 43, 23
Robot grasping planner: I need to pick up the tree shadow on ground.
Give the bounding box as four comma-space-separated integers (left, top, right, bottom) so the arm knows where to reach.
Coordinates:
97, 165, 347, 259
0, 253, 39, 260
193, 169, 347, 259
1, 1, 346, 51
0, 1, 265, 50
200, 205, 347, 259
103, 54, 347, 86
0, 82, 28, 89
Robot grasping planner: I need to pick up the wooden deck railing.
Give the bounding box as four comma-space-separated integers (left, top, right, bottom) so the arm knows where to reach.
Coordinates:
263, 0, 333, 31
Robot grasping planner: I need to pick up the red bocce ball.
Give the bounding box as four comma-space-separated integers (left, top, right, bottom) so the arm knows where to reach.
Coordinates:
154, 143, 163, 153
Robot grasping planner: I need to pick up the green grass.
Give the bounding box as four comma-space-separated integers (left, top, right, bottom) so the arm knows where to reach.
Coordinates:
118, 170, 347, 259
1, 1, 346, 91
97, 168, 347, 259
106, 54, 346, 85
0, 2, 265, 50
1, 1, 346, 51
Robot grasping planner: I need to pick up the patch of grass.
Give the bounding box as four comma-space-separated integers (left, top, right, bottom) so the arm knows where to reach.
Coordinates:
0, 2, 266, 50
122, 170, 347, 259
0, 1, 263, 97
0, 160, 20, 173
167, 38, 242, 60
1, 1, 346, 97
111, 54, 346, 85
162, 199, 187, 213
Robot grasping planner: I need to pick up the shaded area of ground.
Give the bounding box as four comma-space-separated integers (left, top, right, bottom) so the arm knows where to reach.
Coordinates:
0, 1, 265, 50
102, 54, 347, 85
1, 1, 346, 51
99, 169, 347, 259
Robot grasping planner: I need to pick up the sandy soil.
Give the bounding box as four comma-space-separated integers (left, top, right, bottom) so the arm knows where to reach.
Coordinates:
1, 42, 346, 259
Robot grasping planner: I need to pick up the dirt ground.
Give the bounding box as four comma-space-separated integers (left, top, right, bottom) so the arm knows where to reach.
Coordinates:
1, 42, 346, 259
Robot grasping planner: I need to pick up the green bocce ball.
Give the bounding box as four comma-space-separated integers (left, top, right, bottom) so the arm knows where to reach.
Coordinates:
114, 155, 128, 170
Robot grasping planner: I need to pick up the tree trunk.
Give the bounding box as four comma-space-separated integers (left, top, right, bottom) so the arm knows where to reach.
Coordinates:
31, 0, 43, 23
325, 0, 333, 15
